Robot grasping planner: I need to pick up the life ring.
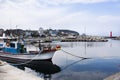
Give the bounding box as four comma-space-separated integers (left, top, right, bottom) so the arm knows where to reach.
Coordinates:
6, 42, 10, 47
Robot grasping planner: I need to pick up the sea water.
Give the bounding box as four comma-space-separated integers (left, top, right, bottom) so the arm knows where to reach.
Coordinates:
51, 39, 120, 80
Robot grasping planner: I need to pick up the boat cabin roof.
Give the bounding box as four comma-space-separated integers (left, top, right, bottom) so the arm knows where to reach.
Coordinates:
5, 41, 24, 49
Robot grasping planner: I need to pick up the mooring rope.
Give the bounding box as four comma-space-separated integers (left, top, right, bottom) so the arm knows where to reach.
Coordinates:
9, 50, 43, 66
62, 58, 87, 71
61, 49, 90, 59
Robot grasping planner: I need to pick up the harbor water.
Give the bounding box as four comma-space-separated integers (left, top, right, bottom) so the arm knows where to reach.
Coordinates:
20, 39, 120, 80
1, 39, 120, 80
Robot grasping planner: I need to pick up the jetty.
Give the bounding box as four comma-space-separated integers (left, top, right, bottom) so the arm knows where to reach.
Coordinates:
23, 36, 108, 43
0, 60, 43, 80
60, 36, 108, 42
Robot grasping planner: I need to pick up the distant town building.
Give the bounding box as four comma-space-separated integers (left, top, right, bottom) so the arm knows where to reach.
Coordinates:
49, 29, 58, 37
3, 28, 80, 38
58, 30, 79, 36
5, 29, 24, 38
38, 27, 44, 36
25, 30, 32, 38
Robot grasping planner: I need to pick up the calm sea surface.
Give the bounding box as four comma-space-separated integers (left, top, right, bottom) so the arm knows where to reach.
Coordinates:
50, 39, 120, 80
52, 40, 120, 80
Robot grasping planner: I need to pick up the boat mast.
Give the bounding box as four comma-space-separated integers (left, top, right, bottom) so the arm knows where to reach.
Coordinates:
38, 27, 43, 51
84, 26, 87, 54
38, 40, 41, 51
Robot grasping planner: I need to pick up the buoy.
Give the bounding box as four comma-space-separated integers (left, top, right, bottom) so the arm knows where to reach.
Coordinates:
56, 45, 61, 50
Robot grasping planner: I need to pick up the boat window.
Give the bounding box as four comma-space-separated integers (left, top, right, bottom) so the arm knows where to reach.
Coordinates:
17, 43, 21, 48
0, 44, 3, 46
4, 39, 7, 42
10, 43, 15, 48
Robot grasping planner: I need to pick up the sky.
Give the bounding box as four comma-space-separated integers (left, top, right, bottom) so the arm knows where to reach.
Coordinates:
0, 0, 120, 36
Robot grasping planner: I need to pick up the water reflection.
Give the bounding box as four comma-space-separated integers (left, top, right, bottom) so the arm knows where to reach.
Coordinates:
55, 42, 107, 48
52, 40, 120, 80
16, 61, 61, 80
52, 58, 120, 80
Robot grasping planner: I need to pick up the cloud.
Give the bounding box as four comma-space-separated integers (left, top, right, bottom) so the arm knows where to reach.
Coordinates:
55, 0, 119, 4
0, 1, 61, 26
49, 11, 120, 35
0, 0, 119, 7
35, 0, 119, 5
38, 0, 119, 5
0, 0, 120, 36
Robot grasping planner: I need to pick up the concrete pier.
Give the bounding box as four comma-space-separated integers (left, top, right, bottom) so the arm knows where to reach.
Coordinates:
104, 72, 120, 80
0, 60, 43, 80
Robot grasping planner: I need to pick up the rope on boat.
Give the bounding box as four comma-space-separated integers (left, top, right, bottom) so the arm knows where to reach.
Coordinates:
9, 50, 43, 66
61, 49, 90, 59
62, 58, 86, 70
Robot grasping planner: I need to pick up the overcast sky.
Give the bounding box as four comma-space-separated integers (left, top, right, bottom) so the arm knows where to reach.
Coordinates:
0, 0, 120, 36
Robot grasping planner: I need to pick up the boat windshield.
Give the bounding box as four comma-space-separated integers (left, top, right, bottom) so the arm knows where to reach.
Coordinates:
10, 43, 15, 48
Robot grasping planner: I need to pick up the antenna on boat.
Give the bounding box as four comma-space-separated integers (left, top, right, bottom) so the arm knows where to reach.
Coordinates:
15, 25, 19, 41
38, 27, 44, 52
48, 28, 51, 47
39, 40, 41, 51
9, 18, 12, 29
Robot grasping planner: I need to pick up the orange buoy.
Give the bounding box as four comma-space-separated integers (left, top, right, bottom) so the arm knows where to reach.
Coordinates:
56, 45, 61, 50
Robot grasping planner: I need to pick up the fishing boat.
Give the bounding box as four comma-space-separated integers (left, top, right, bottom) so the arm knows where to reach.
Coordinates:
0, 39, 61, 66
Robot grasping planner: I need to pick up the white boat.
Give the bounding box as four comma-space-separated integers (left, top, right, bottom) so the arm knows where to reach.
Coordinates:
0, 40, 61, 66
